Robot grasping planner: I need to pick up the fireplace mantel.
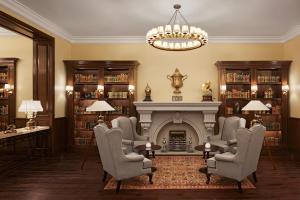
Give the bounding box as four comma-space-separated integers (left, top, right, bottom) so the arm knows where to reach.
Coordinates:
133, 101, 221, 144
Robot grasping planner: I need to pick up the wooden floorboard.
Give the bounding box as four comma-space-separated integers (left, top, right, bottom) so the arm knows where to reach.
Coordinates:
0, 149, 300, 200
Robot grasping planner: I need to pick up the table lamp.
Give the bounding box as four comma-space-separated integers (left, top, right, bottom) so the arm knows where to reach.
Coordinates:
242, 100, 269, 126
18, 100, 43, 129
86, 101, 115, 126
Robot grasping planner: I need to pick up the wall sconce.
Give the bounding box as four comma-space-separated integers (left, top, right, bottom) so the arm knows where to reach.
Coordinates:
65, 85, 74, 95
251, 85, 258, 95
128, 85, 135, 95
220, 85, 226, 95
97, 85, 104, 95
4, 84, 14, 94
282, 84, 289, 95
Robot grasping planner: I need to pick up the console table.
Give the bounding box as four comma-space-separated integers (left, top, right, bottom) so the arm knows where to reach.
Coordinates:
0, 126, 50, 156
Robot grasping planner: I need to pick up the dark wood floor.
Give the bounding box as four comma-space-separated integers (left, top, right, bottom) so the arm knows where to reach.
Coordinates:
0, 148, 300, 200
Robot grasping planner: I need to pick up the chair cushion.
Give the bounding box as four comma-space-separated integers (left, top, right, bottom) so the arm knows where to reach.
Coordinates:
143, 157, 152, 169
207, 157, 216, 168
118, 117, 134, 141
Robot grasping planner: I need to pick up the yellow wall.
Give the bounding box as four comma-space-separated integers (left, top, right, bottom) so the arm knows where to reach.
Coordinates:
0, 6, 71, 118
0, 34, 33, 118
284, 35, 300, 118
71, 43, 284, 102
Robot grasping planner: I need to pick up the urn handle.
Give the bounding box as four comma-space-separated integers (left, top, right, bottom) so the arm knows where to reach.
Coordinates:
167, 75, 172, 81
182, 75, 188, 81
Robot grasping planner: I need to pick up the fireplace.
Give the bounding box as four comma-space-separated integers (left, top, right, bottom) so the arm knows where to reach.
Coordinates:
169, 130, 186, 151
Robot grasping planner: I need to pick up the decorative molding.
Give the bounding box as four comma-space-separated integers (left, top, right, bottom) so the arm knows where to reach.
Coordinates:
0, 0, 72, 41
69, 36, 145, 44
0, 27, 17, 36
1, 0, 300, 44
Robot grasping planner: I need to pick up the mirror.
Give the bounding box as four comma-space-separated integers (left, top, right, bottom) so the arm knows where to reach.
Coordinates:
0, 26, 33, 120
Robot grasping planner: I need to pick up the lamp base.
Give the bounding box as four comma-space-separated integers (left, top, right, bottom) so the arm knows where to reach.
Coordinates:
251, 114, 263, 127
26, 118, 35, 130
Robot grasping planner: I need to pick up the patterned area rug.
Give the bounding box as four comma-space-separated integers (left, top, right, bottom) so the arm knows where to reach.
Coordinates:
104, 155, 255, 190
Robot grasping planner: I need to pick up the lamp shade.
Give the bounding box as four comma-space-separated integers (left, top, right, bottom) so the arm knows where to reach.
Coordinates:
18, 100, 43, 112
242, 100, 269, 111
86, 101, 115, 112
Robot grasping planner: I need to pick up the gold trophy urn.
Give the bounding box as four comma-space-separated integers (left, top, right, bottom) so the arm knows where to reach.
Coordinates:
167, 68, 187, 95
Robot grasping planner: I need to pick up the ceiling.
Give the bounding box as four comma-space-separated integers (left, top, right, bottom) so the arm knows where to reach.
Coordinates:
1, 0, 300, 43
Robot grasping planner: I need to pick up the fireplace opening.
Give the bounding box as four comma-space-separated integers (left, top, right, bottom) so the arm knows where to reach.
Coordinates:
169, 130, 186, 151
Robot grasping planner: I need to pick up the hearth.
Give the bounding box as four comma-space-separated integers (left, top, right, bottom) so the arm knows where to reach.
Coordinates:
169, 130, 186, 151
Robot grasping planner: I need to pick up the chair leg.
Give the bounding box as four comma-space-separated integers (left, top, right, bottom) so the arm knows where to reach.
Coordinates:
237, 181, 243, 193
252, 172, 257, 183
116, 180, 121, 194
148, 173, 153, 184
102, 171, 107, 182
206, 173, 211, 184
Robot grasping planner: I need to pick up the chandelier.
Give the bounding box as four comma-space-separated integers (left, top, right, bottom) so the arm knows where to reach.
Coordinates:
146, 4, 208, 51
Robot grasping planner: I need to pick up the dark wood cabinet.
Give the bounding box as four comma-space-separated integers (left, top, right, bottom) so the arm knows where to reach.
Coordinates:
216, 61, 291, 146
64, 60, 138, 147
0, 58, 18, 130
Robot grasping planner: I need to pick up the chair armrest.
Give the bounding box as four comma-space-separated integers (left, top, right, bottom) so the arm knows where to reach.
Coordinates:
122, 139, 133, 146
227, 139, 237, 145
215, 152, 235, 162
124, 154, 144, 162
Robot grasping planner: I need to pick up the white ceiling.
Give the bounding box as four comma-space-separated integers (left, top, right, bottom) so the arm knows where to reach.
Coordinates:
1, 0, 300, 43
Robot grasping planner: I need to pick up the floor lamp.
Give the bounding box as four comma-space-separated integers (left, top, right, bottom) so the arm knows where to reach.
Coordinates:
242, 100, 276, 169
81, 101, 115, 170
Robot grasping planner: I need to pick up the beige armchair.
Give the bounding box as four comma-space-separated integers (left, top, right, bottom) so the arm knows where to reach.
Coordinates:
206, 124, 266, 192
210, 116, 246, 152
111, 116, 148, 153
94, 124, 153, 193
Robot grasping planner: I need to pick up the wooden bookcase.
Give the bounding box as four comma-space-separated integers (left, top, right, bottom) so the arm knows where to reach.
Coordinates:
0, 58, 18, 131
64, 60, 138, 147
216, 61, 291, 146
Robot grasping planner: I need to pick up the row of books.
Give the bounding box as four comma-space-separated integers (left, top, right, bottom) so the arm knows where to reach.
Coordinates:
226, 89, 250, 99
226, 72, 250, 83
74, 74, 98, 83
257, 74, 281, 83
104, 73, 128, 83
0, 72, 8, 82
0, 105, 8, 115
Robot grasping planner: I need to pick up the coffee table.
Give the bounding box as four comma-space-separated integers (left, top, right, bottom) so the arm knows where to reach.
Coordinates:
135, 143, 162, 159
135, 143, 161, 172
194, 144, 219, 173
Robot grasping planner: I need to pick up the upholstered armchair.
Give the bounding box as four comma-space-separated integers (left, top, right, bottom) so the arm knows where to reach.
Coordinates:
94, 124, 153, 193
210, 116, 246, 152
206, 124, 266, 192
111, 116, 148, 153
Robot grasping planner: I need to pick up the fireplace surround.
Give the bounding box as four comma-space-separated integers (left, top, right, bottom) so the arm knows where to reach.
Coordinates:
134, 102, 221, 151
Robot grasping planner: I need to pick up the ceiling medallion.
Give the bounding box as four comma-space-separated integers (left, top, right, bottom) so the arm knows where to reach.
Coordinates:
146, 4, 208, 51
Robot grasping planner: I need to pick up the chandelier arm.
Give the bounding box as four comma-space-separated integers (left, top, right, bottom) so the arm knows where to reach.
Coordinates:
167, 10, 178, 25
178, 10, 190, 26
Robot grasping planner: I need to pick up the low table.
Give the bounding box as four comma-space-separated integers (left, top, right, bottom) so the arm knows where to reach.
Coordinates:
135, 143, 162, 159
135, 143, 161, 172
194, 144, 219, 173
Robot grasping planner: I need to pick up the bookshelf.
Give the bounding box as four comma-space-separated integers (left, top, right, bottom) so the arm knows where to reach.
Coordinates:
64, 60, 138, 147
0, 58, 18, 131
216, 61, 291, 146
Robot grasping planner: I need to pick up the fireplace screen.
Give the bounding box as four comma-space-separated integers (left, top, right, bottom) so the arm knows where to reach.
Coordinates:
169, 130, 186, 151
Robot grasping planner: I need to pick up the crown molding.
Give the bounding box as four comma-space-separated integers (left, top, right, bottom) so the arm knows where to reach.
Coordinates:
0, 0, 72, 41
281, 25, 300, 42
0, 27, 17, 36
0, 0, 299, 44
70, 36, 145, 44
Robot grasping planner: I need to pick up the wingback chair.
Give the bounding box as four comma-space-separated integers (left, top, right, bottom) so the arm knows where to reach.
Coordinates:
206, 124, 266, 192
111, 116, 148, 153
94, 124, 153, 193
210, 116, 246, 152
